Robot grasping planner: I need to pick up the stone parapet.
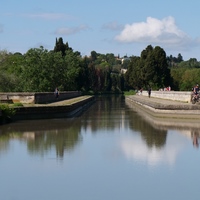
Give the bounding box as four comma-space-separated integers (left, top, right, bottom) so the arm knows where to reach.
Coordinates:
125, 96, 200, 129
141, 91, 192, 102
0, 91, 82, 104
12, 96, 95, 120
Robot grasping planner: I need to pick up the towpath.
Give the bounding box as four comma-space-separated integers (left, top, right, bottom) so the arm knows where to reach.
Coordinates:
126, 95, 200, 110
126, 95, 200, 119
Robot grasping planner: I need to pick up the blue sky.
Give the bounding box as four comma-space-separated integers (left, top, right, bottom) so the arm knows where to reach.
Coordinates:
1, 0, 200, 60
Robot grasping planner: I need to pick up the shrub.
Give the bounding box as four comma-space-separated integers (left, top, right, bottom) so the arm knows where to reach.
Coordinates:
123, 90, 136, 95
0, 104, 16, 124
11, 102, 23, 107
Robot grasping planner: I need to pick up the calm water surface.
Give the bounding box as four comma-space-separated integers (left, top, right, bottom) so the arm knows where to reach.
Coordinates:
1, 96, 200, 200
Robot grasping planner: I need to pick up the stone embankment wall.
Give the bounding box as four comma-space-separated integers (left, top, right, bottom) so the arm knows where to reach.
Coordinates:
12, 96, 95, 120
0, 91, 81, 104
35, 91, 81, 104
141, 91, 192, 102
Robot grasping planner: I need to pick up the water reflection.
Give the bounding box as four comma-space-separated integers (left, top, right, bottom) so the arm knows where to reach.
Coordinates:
0, 95, 198, 162
192, 131, 199, 148
125, 98, 200, 149
0, 119, 83, 159
1, 95, 200, 200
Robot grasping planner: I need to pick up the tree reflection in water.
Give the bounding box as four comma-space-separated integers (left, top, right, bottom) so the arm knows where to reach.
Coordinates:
0, 118, 82, 159
1, 95, 200, 161
125, 97, 200, 149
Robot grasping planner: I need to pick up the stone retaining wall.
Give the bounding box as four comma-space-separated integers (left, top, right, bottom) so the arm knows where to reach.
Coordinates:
12, 96, 95, 120
141, 91, 192, 102
34, 91, 82, 104
0, 91, 81, 104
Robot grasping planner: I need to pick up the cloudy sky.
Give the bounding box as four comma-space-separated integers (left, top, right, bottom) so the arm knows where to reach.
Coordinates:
1, 0, 200, 60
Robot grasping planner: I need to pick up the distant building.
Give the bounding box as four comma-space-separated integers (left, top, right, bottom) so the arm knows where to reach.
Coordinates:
121, 68, 127, 74
121, 57, 130, 64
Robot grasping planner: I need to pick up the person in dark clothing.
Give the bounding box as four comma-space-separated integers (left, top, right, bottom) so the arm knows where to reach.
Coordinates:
54, 87, 59, 99
148, 87, 151, 98
193, 84, 199, 95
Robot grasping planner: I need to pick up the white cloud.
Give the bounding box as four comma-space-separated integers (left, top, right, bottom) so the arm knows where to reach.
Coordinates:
120, 135, 185, 167
55, 25, 89, 35
115, 16, 191, 47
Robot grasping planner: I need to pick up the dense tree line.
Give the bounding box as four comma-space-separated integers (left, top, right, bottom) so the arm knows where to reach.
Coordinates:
0, 38, 125, 93
0, 37, 200, 93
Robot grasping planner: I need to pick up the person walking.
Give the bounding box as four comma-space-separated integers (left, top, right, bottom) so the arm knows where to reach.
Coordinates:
193, 84, 199, 95
148, 87, 151, 98
54, 87, 59, 99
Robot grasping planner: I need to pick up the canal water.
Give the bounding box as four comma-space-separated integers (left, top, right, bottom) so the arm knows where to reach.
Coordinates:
1, 95, 200, 200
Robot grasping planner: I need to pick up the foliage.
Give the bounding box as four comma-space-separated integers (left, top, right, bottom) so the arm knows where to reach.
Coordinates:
177, 58, 200, 68
0, 104, 15, 123
11, 102, 24, 107
123, 90, 136, 95
125, 45, 170, 90
0, 37, 200, 93
171, 68, 200, 91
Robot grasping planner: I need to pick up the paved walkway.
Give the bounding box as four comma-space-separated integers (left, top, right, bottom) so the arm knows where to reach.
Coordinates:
23, 96, 92, 107
125, 95, 200, 120
126, 95, 200, 110
126, 95, 200, 128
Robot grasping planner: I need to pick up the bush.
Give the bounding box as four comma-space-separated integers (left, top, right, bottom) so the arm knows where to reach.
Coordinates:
123, 90, 136, 95
0, 104, 16, 124
11, 102, 23, 107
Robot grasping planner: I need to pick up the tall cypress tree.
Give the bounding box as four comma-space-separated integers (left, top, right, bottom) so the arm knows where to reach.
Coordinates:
54, 37, 67, 56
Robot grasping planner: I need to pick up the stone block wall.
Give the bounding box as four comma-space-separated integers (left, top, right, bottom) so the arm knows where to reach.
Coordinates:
34, 91, 82, 103
0, 93, 35, 103
141, 91, 192, 102
0, 91, 82, 104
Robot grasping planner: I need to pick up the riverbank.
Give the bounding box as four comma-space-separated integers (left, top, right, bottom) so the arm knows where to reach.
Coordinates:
126, 95, 200, 119
11, 95, 95, 121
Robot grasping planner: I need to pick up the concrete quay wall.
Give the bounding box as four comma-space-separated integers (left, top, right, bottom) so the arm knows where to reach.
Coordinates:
12, 96, 95, 120
0, 91, 82, 104
141, 91, 192, 102
35, 91, 82, 104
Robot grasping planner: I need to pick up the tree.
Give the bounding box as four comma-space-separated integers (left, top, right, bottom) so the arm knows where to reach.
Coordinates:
0, 51, 23, 92
90, 51, 98, 62
125, 45, 170, 90
54, 37, 73, 56
21, 46, 66, 92
177, 53, 183, 63
125, 56, 141, 89
152, 46, 170, 88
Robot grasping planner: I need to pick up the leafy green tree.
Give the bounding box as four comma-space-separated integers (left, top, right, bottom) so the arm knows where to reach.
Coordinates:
125, 56, 141, 89
88, 63, 98, 92
78, 57, 91, 91
177, 58, 200, 68
103, 67, 112, 91
62, 49, 82, 91
21, 46, 65, 92
0, 51, 23, 92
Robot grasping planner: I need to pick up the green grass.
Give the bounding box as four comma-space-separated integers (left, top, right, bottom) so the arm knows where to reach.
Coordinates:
10, 102, 24, 107
123, 90, 136, 95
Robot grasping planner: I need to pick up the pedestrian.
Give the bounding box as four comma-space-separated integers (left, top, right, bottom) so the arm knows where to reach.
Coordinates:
148, 87, 151, 98
193, 84, 199, 95
54, 87, 59, 99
